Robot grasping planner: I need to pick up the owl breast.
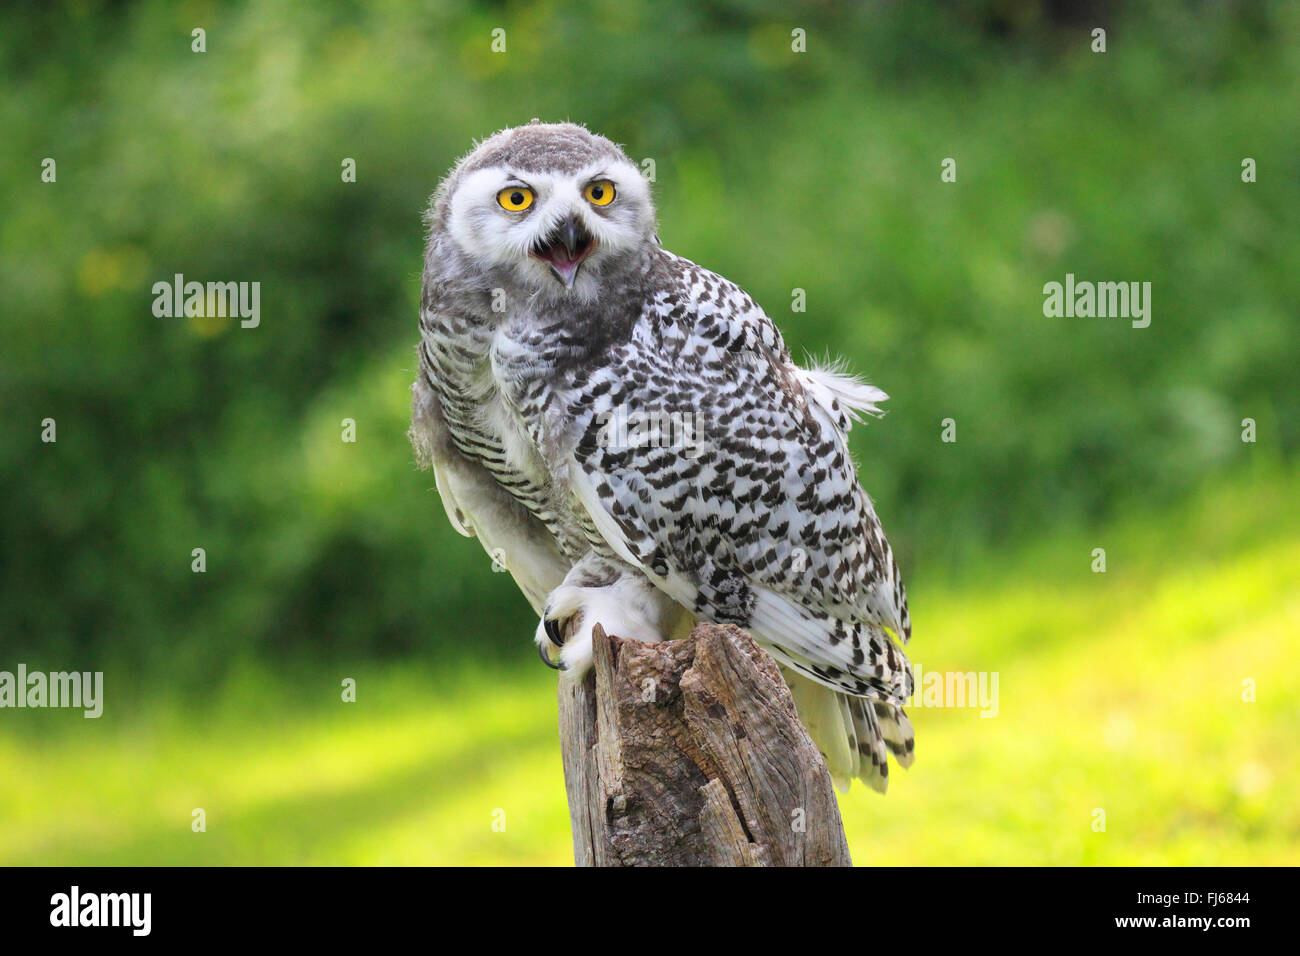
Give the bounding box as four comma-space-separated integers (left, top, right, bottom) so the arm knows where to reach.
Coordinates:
419, 301, 592, 559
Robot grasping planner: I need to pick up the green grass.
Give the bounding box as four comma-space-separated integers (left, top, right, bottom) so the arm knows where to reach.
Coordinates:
3, 466, 1297, 866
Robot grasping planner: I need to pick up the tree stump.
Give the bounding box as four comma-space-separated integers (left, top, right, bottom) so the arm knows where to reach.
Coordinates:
557, 622, 852, 866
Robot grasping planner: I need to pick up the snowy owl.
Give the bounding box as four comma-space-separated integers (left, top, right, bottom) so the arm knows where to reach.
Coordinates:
410, 121, 914, 791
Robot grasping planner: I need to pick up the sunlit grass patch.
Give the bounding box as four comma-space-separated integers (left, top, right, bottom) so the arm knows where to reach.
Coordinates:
2, 468, 1296, 865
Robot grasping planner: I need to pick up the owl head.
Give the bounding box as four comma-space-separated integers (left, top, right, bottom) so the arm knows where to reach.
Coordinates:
431, 122, 656, 300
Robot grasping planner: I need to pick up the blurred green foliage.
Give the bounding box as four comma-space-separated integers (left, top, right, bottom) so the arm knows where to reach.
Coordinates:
1, 0, 1297, 684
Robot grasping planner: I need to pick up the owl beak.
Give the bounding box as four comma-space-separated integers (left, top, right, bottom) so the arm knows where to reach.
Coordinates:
530, 216, 596, 289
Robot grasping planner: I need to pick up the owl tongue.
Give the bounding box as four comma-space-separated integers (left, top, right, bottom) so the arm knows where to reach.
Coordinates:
531, 217, 595, 288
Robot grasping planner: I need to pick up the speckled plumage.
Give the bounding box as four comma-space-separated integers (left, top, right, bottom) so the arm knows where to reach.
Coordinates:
410, 122, 914, 790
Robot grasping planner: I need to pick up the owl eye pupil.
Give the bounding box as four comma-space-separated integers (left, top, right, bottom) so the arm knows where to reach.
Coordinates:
510, 191, 524, 205
591, 186, 603, 199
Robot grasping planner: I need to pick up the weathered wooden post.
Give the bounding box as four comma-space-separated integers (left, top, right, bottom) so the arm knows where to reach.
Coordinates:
557, 622, 852, 866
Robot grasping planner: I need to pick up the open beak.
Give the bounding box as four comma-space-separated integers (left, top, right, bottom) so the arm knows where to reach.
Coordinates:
529, 216, 596, 288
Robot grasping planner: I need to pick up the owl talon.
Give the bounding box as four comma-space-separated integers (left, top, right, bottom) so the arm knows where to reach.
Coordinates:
537, 641, 564, 670
544, 615, 566, 647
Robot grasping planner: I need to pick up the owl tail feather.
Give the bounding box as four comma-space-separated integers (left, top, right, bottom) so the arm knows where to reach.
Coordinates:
782, 668, 914, 794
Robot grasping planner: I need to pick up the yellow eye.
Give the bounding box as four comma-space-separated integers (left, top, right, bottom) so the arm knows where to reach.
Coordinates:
497, 186, 534, 211
584, 180, 616, 206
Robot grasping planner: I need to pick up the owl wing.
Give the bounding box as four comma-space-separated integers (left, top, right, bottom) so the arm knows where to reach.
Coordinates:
557, 252, 912, 704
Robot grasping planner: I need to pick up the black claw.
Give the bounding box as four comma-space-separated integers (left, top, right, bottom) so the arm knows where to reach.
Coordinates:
538, 641, 562, 670
544, 616, 566, 647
